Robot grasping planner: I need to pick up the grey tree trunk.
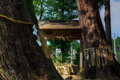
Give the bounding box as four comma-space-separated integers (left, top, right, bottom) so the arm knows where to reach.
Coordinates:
0, 0, 62, 80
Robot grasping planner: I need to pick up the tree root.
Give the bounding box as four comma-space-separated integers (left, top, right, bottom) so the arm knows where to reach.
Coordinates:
77, 63, 120, 80
111, 59, 120, 78
77, 64, 90, 79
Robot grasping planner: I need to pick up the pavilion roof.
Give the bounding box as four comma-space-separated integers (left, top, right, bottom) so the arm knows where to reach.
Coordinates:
38, 20, 81, 40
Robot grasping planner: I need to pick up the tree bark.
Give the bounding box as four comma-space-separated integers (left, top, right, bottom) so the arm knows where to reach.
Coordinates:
76, 0, 120, 79
39, 0, 43, 20
61, 47, 64, 63
0, 0, 63, 80
105, 0, 112, 47
60, 40, 64, 63
61, 0, 64, 20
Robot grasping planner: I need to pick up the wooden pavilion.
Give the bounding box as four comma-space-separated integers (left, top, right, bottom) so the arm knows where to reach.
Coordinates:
38, 20, 83, 70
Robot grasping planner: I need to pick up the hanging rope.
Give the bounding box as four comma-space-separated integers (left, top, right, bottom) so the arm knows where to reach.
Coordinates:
84, 45, 114, 67
84, 45, 111, 51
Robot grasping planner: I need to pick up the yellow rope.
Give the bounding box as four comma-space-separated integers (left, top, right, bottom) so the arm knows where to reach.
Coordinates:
0, 15, 44, 33
0, 15, 34, 25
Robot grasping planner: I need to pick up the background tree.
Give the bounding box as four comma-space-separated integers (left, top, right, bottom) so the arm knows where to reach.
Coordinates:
33, 0, 46, 20
0, 0, 62, 79
33, 0, 105, 20
42, 0, 78, 20
48, 40, 72, 63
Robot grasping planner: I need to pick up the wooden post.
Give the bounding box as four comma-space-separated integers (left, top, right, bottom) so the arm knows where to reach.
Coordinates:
80, 39, 83, 71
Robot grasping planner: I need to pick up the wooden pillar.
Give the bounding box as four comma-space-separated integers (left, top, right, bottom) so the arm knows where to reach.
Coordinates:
80, 39, 83, 71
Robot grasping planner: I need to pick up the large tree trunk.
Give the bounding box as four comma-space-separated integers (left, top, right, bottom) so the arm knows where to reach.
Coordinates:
105, 0, 112, 47
0, 0, 63, 80
76, 0, 120, 79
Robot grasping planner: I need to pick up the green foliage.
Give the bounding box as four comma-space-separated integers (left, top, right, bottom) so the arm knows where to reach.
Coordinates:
74, 46, 80, 65
54, 53, 62, 63
72, 40, 80, 65
33, 0, 78, 20
48, 40, 72, 63
63, 51, 71, 63
48, 40, 72, 49
117, 51, 120, 63
72, 40, 80, 49
33, 0, 46, 20
53, 52, 71, 63
33, 0, 106, 20
42, 0, 78, 20
112, 36, 120, 63
73, 41, 85, 67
